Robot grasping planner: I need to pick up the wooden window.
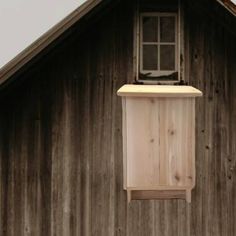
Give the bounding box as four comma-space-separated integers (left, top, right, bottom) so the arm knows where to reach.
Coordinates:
139, 13, 178, 82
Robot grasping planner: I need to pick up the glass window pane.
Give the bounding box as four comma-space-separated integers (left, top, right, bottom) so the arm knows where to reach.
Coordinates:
160, 16, 175, 42
143, 45, 158, 70
160, 45, 175, 70
142, 17, 158, 42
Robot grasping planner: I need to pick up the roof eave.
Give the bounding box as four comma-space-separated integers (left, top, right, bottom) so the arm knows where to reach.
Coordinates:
216, 0, 236, 16
0, 0, 103, 86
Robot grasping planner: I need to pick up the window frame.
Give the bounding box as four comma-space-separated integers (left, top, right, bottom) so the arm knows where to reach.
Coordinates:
138, 12, 179, 83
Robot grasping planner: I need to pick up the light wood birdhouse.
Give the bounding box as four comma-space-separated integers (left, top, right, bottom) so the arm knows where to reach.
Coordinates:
117, 85, 202, 203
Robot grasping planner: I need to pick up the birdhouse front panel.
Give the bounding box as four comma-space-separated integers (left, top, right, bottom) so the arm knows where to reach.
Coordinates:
118, 85, 202, 202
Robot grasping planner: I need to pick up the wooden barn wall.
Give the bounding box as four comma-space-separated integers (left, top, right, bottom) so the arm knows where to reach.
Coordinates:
184, 1, 236, 235
1, 1, 236, 236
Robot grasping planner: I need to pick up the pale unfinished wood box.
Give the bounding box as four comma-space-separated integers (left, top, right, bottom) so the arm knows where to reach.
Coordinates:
117, 85, 202, 203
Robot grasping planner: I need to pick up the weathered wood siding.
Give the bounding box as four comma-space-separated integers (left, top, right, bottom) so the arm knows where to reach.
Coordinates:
185, 2, 236, 235
1, 0, 236, 235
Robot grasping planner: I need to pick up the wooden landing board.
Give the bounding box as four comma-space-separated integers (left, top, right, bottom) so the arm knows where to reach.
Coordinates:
130, 190, 191, 203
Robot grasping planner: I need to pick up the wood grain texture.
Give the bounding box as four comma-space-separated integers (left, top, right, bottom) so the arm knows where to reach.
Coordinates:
0, 0, 236, 235
131, 190, 186, 200
117, 85, 202, 97
123, 96, 196, 192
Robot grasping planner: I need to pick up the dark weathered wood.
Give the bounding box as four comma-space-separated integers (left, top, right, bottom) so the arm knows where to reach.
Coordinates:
185, 1, 236, 236
1, 0, 236, 236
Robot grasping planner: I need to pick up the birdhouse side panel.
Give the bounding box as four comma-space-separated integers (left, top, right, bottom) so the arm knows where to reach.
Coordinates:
125, 97, 161, 188
159, 98, 195, 188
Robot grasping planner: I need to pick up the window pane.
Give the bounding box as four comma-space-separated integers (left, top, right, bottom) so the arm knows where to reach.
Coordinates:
142, 17, 158, 42
160, 45, 175, 70
143, 45, 158, 70
160, 16, 175, 42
